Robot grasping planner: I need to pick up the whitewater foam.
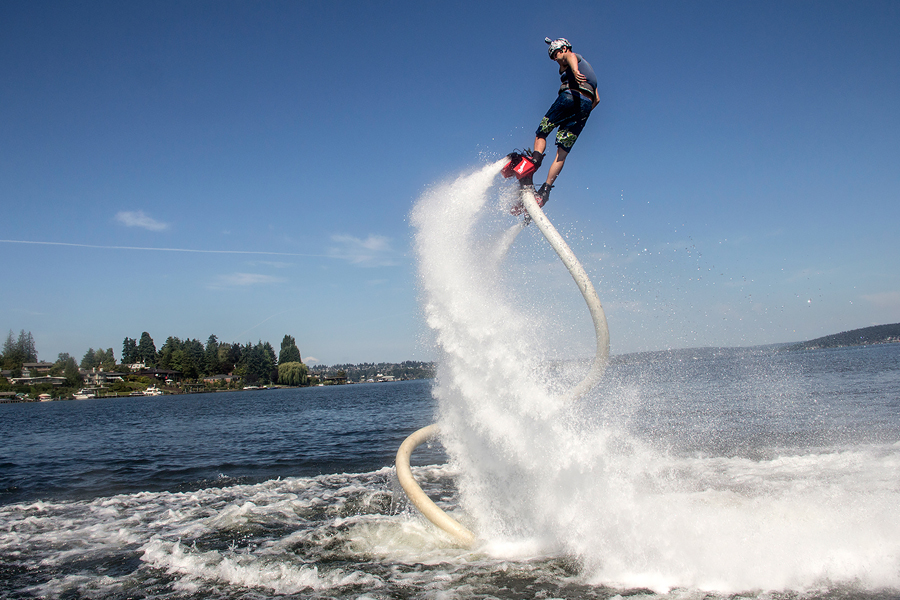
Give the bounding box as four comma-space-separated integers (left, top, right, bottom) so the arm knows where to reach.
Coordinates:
410, 161, 900, 593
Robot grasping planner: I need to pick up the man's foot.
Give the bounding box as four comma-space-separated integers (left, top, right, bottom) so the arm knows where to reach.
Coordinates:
536, 183, 553, 208
510, 183, 535, 216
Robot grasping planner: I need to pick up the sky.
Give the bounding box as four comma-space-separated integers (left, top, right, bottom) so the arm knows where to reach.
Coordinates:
2, 0, 899, 365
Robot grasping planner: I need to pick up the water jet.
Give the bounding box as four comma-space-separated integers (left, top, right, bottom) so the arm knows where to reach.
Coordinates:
396, 166, 609, 545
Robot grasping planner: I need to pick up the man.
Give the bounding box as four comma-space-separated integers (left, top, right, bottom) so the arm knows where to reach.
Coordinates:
527, 37, 600, 207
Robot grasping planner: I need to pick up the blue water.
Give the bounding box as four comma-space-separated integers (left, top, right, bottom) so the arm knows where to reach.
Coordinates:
1, 345, 899, 599
1, 380, 443, 505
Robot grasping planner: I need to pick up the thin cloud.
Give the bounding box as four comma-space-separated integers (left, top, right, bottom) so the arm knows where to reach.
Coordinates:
328, 234, 399, 267
115, 210, 169, 231
244, 260, 294, 269
0, 239, 329, 257
863, 291, 900, 309
210, 272, 287, 288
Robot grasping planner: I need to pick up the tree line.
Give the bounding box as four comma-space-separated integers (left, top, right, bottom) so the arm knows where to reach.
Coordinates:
2, 329, 309, 387
119, 332, 308, 385
3, 329, 437, 393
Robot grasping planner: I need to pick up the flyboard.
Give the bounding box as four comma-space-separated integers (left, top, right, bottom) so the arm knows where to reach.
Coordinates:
502, 149, 544, 222
395, 152, 610, 547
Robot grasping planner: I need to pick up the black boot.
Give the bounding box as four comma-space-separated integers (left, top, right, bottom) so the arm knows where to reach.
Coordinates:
536, 183, 553, 207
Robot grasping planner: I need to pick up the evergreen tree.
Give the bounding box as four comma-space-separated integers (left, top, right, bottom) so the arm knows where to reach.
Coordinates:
204, 335, 220, 376
158, 336, 180, 370
2, 330, 20, 370
279, 335, 302, 364
1, 329, 38, 370
185, 339, 204, 377
63, 355, 81, 387
122, 337, 138, 364
262, 341, 277, 383
80, 348, 99, 370
102, 348, 116, 371
218, 343, 237, 374
19, 331, 37, 363
241, 342, 263, 384
138, 332, 158, 367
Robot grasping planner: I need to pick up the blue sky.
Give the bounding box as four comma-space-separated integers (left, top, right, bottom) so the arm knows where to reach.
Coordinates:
2, 1, 899, 364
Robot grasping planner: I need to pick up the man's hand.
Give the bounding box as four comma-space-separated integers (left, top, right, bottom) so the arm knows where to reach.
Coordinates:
563, 52, 585, 83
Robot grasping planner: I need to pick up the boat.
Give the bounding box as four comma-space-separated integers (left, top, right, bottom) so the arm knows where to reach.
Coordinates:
144, 385, 163, 396
73, 389, 96, 400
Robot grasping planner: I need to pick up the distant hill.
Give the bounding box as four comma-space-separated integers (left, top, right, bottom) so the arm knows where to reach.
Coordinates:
788, 323, 900, 351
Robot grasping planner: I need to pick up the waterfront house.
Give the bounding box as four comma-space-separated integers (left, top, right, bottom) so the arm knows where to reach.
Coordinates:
22, 362, 54, 377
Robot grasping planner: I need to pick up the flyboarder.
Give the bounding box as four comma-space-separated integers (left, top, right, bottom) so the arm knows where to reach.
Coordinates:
504, 37, 599, 211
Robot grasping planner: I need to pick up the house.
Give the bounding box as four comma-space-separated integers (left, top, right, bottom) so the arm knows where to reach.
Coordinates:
80, 368, 126, 387
22, 362, 54, 377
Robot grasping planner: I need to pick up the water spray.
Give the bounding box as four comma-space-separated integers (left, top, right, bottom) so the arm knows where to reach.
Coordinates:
396, 170, 609, 546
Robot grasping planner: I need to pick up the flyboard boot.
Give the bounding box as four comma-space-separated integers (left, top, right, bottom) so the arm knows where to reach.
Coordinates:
502, 149, 544, 219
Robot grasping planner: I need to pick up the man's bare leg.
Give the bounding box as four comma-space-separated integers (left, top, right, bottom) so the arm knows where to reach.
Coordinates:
545, 146, 568, 187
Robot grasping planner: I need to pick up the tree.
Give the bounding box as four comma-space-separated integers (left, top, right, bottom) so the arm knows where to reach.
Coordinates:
279, 335, 302, 364
262, 341, 277, 383
158, 336, 180, 370
81, 348, 99, 370
204, 335, 220, 376
138, 332, 157, 367
60, 354, 81, 386
278, 361, 308, 386
2, 330, 20, 371
238, 341, 277, 384
19, 331, 37, 363
239, 342, 262, 384
50, 353, 72, 376
185, 339, 204, 378
122, 337, 138, 364
101, 348, 116, 371
2, 329, 38, 371
218, 343, 237, 374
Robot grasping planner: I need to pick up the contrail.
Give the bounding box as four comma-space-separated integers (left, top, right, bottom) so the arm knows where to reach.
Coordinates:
0, 239, 330, 258
231, 309, 294, 341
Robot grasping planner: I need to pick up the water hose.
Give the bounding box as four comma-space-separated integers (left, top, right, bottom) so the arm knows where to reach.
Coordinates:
396, 183, 610, 547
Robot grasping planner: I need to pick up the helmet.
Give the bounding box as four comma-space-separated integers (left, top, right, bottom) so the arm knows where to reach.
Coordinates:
545, 37, 572, 58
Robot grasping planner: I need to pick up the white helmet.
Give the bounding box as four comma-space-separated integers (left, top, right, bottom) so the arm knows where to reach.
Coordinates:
545, 37, 572, 58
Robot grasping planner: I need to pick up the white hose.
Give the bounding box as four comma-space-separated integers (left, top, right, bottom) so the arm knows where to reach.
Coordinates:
396, 183, 610, 547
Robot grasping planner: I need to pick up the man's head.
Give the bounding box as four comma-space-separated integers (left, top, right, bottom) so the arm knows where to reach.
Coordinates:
545, 37, 572, 60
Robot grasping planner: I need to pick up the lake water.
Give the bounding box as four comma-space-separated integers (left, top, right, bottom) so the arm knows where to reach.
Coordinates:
1, 344, 899, 600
